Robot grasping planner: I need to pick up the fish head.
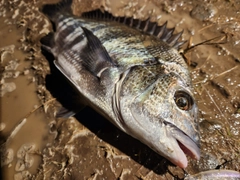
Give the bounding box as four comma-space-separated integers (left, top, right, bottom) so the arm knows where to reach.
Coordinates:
117, 64, 200, 168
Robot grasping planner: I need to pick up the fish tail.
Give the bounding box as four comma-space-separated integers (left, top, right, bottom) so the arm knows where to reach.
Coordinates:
42, 0, 73, 19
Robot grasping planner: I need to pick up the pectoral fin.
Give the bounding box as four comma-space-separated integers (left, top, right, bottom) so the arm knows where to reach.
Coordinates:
80, 26, 116, 78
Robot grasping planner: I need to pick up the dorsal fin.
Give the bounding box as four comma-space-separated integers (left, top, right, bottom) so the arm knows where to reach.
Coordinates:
81, 10, 186, 50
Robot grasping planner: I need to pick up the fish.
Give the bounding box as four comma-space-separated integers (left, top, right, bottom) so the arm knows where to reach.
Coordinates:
185, 170, 240, 180
41, 0, 200, 168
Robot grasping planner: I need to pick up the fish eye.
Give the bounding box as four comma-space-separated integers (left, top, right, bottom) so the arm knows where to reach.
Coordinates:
174, 91, 194, 111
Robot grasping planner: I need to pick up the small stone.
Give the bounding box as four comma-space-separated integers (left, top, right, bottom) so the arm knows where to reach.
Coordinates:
191, 4, 218, 21
17, 143, 35, 159
1, 148, 14, 167
24, 154, 34, 168
14, 171, 31, 180
15, 159, 25, 171
5, 60, 19, 71
3, 71, 13, 78
0, 82, 16, 97
13, 71, 20, 78
23, 69, 29, 75
0, 122, 6, 131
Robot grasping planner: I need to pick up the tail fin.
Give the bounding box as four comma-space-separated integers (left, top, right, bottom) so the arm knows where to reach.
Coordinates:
42, 0, 73, 19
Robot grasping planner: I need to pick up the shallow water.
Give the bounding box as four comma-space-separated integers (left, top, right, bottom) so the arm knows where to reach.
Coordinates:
0, 1, 54, 179
1, 0, 240, 179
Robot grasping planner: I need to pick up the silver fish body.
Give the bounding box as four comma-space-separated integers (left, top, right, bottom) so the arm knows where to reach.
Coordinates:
41, 0, 200, 168
185, 170, 240, 180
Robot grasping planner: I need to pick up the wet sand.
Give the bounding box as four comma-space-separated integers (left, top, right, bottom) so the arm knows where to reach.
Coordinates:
1, 0, 239, 179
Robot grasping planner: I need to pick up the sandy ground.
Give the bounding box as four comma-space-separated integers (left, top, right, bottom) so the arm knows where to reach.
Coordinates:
1, 0, 240, 179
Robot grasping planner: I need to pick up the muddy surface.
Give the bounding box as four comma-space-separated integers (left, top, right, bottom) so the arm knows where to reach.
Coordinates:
1, 0, 239, 179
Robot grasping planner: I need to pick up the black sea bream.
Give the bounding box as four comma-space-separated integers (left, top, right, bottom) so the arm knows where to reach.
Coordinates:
41, 0, 200, 168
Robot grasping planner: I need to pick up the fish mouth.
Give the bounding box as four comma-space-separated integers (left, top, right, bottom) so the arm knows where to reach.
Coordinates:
164, 121, 200, 168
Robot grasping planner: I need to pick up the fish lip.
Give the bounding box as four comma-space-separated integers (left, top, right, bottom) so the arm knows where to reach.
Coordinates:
164, 121, 200, 167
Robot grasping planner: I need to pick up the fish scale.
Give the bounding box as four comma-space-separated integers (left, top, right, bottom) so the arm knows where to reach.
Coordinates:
121, 65, 163, 95
41, 0, 200, 168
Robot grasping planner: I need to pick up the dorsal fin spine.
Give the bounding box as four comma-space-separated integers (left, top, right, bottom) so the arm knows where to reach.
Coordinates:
143, 18, 150, 32
136, 19, 141, 29
167, 31, 183, 47
81, 10, 185, 49
157, 21, 167, 38
149, 23, 157, 35
162, 27, 175, 41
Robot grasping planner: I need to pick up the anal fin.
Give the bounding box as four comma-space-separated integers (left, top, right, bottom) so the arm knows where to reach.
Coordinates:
56, 105, 86, 118
56, 107, 77, 118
